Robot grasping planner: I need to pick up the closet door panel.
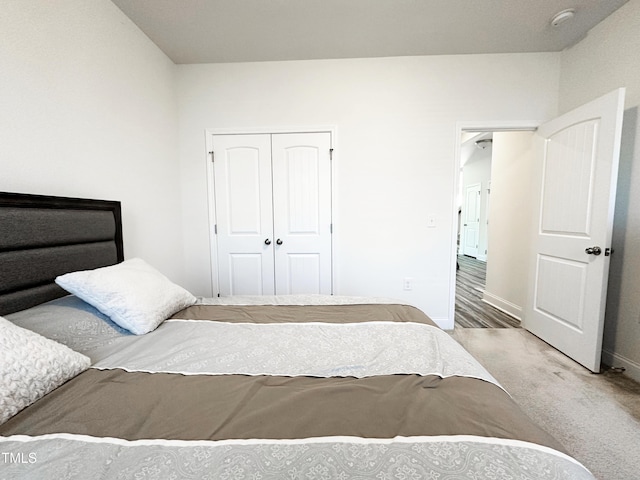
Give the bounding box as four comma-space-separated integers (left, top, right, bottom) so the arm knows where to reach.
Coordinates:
272, 133, 332, 294
285, 253, 322, 295
228, 253, 267, 295
212, 134, 275, 295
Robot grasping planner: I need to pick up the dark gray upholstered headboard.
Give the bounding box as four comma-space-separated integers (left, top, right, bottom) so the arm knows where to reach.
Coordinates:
0, 192, 124, 315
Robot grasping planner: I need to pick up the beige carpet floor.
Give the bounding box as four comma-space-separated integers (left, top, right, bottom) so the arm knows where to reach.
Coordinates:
450, 328, 640, 480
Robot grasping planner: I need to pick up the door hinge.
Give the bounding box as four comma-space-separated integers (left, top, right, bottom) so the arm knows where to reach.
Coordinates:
214, 224, 217, 235
329, 148, 334, 160
330, 223, 333, 233
209, 151, 214, 162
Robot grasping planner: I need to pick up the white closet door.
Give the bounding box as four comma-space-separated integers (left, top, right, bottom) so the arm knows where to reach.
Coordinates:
271, 133, 332, 294
212, 134, 275, 295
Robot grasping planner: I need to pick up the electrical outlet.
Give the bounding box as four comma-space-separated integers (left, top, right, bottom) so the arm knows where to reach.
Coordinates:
403, 277, 413, 291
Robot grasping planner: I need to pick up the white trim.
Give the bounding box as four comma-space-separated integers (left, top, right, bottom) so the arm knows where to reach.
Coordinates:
481, 290, 522, 321
204, 126, 338, 297
204, 132, 218, 297
450, 121, 539, 326
206, 125, 337, 136
601, 348, 640, 384
431, 316, 453, 331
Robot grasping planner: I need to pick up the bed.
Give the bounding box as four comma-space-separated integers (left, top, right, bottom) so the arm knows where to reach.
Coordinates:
0, 192, 595, 479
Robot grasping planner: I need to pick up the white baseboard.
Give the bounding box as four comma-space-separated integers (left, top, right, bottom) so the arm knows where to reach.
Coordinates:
601, 349, 640, 383
431, 316, 453, 331
481, 291, 522, 321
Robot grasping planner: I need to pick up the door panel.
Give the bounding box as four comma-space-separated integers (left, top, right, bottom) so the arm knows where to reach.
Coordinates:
225, 147, 267, 234
534, 255, 587, 330
541, 120, 598, 236
272, 133, 332, 294
212, 134, 275, 296
525, 88, 625, 372
229, 254, 267, 295
285, 253, 321, 295
286, 147, 321, 234
462, 183, 481, 257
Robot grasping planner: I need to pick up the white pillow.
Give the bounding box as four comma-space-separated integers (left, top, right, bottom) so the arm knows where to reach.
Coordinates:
55, 258, 196, 335
0, 316, 90, 425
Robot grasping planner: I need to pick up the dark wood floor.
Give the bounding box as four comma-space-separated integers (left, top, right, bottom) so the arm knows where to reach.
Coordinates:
455, 255, 521, 328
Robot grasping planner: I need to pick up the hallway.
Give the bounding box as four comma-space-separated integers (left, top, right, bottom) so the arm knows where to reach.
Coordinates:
455, 255, 521, 328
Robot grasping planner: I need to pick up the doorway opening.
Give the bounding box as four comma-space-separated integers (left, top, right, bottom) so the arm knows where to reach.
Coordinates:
454, 128, 535, 328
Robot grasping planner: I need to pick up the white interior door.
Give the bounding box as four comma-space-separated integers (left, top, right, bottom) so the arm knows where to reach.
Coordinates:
271, 133, 333, 294
212, 134, 275, 295
525, 88, 625, 372
462, 183, 481, 257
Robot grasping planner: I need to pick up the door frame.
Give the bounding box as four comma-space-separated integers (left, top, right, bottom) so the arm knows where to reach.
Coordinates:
205, 125, 337, 297
450, 121, 538, 326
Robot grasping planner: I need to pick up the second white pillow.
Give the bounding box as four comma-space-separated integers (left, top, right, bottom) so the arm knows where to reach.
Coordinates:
56, 258, 196, 335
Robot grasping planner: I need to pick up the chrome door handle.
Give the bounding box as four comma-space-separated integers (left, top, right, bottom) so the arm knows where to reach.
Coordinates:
585, 246, 602, 256
264, 239, 271, 245
276, 239, 283, 245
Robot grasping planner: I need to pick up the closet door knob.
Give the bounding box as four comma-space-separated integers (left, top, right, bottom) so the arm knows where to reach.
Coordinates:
276, 239, 283, 245
264, 239, 271, 245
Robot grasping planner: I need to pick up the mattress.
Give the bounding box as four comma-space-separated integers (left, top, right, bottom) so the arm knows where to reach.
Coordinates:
0, 294, 594, 479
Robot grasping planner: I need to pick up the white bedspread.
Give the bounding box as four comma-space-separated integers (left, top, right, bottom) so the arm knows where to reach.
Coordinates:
0, 434, 595, 480
92, 320, 500, 387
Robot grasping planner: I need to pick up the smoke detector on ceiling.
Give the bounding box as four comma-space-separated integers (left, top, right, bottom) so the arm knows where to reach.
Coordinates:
551, 9, 576, 27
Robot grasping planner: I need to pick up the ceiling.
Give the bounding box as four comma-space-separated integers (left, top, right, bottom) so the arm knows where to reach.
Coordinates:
111, 0, 629, 64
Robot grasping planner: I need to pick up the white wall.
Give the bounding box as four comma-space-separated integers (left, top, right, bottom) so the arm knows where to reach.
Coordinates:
0, 0, 184, 283
483, 131, 535, 319
177, 53, 560, 327
559, 0, 640, 381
